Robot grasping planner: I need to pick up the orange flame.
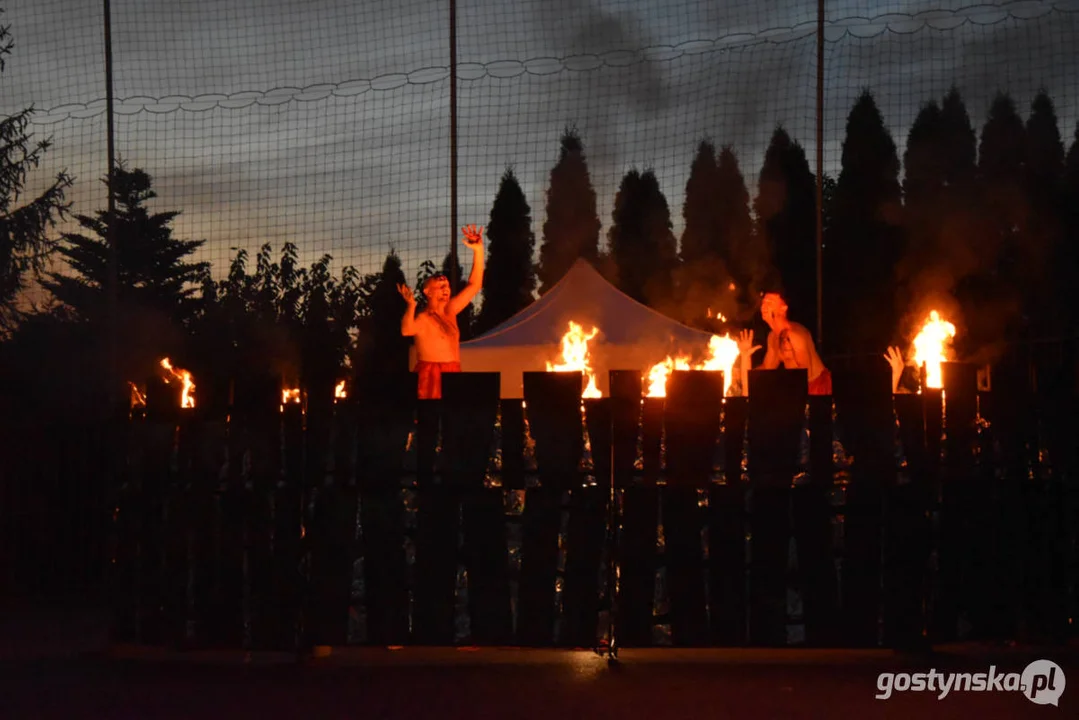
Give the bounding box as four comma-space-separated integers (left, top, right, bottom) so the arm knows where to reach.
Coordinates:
128, 382, 146, 408
546, 321, 602, 398
335, 380, 347, 401
160, 358, 195, 408
646, 333, 741, 398
912, 310, 956, 389
281, 387, 301, 405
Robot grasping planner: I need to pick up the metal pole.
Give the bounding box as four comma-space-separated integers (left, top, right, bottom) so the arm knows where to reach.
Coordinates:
104, 0, 118, 411
815, 0, 824, 347
449, 0, 459, 289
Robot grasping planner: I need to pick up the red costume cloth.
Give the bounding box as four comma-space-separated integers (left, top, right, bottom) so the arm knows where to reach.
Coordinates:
808, 368, 832, 396
415, 361, 461, 399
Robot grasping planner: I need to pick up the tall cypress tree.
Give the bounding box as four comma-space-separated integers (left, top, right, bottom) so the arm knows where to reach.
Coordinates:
823, 90, 903, 355
755, 127, 817, 332
968, 93, 1027, 349
607, 168, 677, 309
1062, 123, 1079, 334
715, 146, 757, 304
677, 139, 734, 326
680, 140, 722, 265
536, 128, 601, 293
475, 167, 535, 335
1023, 90, 1066, 339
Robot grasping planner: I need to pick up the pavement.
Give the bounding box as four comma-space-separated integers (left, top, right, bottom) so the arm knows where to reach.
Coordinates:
2, 600, 1077, 719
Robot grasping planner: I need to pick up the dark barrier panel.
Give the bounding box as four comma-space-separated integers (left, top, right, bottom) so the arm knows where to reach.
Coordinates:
518, 372, 583, 645
445, 373, 511, 645
794, 395, 838, 646
356, 373, 414, 645
710, 395, 747, 646
747, 369, 806, 647
832, 361, 892, 647
663, 371, 724, 646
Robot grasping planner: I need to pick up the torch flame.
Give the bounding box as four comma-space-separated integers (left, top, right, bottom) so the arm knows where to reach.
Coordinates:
160, 358, 195, 408
335, 380, 347, 401
282, 387, 301, 405
128, 382, 146, 409
645, 333, 741, 398
912, 310, 956, 389
546, 321, 602, 398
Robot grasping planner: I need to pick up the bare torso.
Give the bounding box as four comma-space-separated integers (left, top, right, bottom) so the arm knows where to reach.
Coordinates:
768, 322, 826, 382
413, 308, 461, 363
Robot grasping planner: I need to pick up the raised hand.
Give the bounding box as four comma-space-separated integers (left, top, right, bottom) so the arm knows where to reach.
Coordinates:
461, 224, 484, 248
737, 328, 761, 357
397, 282, 415, 305
884, 345, 904, 390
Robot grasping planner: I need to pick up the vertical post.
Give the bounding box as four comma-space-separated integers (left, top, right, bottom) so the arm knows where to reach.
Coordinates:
815, 0, 824, 347
104, 0, 118, 411
449, 0, 459, 289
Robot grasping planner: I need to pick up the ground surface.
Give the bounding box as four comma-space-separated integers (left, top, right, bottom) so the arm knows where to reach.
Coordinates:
2, 601, 1076, 719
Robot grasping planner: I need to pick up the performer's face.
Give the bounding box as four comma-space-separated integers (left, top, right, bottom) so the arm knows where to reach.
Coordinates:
424, 276, 451, 305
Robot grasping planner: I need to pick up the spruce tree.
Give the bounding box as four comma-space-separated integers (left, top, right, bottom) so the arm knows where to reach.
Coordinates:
0, 22, 73, 334
44, 165, 209, 326
536, 128, 601, 293
476, 167, 535, 335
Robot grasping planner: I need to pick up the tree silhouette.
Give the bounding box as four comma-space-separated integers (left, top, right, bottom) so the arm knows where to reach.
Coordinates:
44, 165, 209, 327
677, 140, 736, 327
536, 128, 601, 293
40, 165, 208, 395
715, 146, 761, 310
973, 93, 1027, 348
755, 127, 816, 333
1021, 90, 1066, 340
357, 250, 409, 374
823, 90, 903, 355
0, 23, 73, 335
475, 167, 535, 336
607, 168, 677, 310
1062, 123, 1079, 333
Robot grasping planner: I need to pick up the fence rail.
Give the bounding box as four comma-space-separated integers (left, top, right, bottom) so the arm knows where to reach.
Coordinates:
2, 353, 1078, 651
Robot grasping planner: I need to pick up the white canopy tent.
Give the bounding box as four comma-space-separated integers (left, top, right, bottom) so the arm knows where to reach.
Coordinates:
453, 259, 719, 398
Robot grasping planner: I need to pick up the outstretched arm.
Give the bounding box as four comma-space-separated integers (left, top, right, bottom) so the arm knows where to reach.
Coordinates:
447, 224, 485, 316
398, 283, 418, 336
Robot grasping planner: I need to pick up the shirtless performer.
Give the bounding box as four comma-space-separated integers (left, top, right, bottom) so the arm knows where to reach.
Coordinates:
736, 291, 832, 395
398, 224, 485, 399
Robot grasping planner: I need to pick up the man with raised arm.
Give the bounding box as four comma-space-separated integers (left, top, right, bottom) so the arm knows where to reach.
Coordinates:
736, 291, 832, 396
397, 224, 485, 399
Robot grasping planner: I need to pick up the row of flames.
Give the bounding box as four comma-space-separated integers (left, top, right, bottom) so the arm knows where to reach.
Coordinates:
544, 321, 741, 399
130, 359, 349, 410
545, 309, 957, 398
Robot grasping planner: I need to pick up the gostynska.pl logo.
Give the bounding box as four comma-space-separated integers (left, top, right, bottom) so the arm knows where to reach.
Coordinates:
875, 659, 1064, 705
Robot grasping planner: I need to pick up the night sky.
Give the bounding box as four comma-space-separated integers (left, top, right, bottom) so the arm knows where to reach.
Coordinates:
1, 0, 1077, 283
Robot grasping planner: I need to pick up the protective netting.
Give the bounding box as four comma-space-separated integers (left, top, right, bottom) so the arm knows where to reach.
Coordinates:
1, 0, 1078, 292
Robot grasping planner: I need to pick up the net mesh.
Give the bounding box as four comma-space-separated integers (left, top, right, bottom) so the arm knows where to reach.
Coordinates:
1, 0, 1077, 292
